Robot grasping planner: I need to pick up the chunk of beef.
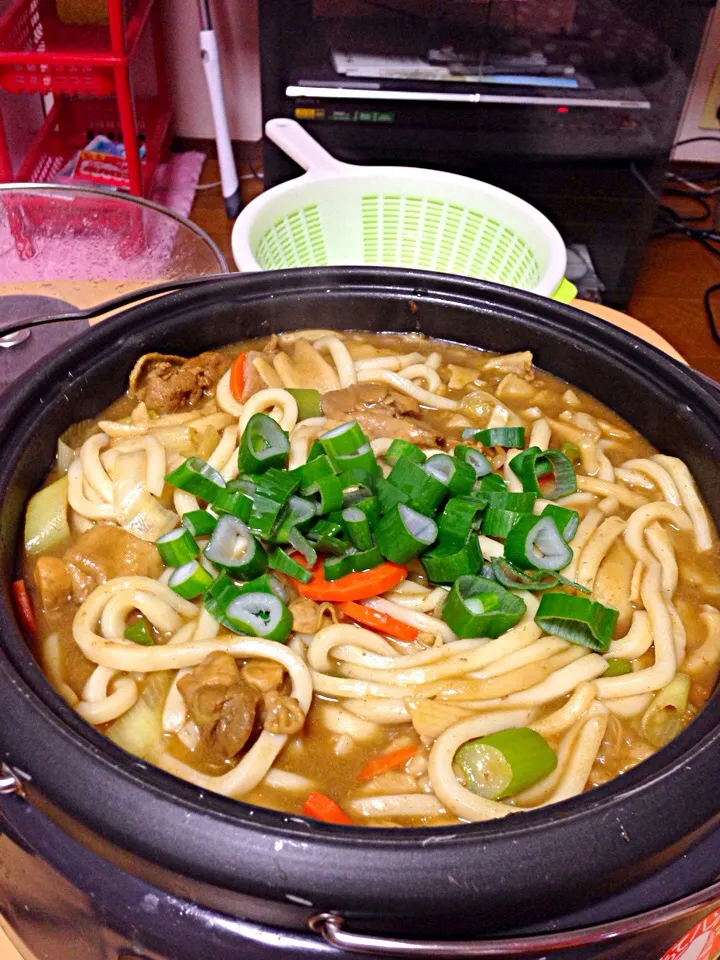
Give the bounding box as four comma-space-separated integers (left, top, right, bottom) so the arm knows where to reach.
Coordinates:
321, 383, 443, 447
178, 652, 260, 762
262, 690, 305, 736
241, 659, 285, 694
34, 556, 73, 611
129, 351, 230, 414
63, 525, 163, 602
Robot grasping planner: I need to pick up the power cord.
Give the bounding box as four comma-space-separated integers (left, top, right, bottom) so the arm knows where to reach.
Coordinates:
630, 156, 720, 347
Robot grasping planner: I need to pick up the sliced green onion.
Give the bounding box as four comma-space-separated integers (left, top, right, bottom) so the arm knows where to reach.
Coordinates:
272, 496, 316, 542
385, 439, 426, 466
557, 574, 592, 595
319, 421, 368, 458
287, 527, 318, 567
641, 673, 690, 747
165, 456, 226, 502
604, 657, 632, 677
486, 491, 537, 513
168, 560, 214, 599
332, 443, 379, 477
212, 486, 253, 521
248, 469, 300, 539
253, 467, 299, 503
442, 575, 526, 639
238, 413, 290, 475
454, 445, 492, 477
286, 388, 322, 421
308, 518, 349, 555
535, 593, 619, 653
424, 453, 476, 497
225, 592, 292, 642
202, 570, 241, 626
295, 455, 335, 496
155, 527, 199, 567
477, 473, 507, 493
204, 516, 267, 580
541, 503, 580, 541
504, 515, 573, 572
422, 534, 483, 584
342, 507, 374, 551
268, 547, 312, 584
437, 497, 487, 549
181, 509, 218, 538
491, 557, 560, 592
509, 447, 577, 501
338, 467, 377, 494
325, 552, 357, 580
351, 545, 384, 572
307, 440, 325, 461
560, 441, 580, 463
315, 475, 345, 515
238, 573, 288, 601
455, 728, 557, 799
376, 476, 410, 514
387, 458, 447, 516
341, 480, 375, 508
482, 508, 525, 539
462, 427, 526, 448
353, 495, 381, 528
124, 616, 155, 646
375, 504, 438, 563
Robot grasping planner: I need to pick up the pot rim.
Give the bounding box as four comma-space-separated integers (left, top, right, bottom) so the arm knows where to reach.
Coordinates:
1, 267, 719, 924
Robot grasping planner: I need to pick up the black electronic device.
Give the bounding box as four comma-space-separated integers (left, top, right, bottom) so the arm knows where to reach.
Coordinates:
258, 0, 716, 306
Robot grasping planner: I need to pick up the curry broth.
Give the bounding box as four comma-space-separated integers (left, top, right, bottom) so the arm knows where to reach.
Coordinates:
21, 331, 720, 827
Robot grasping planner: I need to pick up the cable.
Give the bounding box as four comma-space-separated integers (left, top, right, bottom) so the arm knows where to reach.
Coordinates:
631, 161, 720, 350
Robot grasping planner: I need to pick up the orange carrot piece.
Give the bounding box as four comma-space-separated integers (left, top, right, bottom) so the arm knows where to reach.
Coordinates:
12, 580, 36, 634
302, 791, 352, 825
357, 745, 418, 782
339, 600, 418, 642
287, 554, 407, 602
229, 352, 247, 402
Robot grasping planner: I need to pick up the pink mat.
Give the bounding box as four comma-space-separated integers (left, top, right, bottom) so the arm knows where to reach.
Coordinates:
0, 150, 210, 282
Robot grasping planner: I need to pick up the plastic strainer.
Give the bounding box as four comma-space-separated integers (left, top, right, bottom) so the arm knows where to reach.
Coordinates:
232, 119, 576, 302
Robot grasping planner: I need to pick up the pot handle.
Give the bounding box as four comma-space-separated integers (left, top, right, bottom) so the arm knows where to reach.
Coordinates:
309, 913, 559, 957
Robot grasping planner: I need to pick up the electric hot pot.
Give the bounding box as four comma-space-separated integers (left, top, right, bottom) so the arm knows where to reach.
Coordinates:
1, 268, 720, 960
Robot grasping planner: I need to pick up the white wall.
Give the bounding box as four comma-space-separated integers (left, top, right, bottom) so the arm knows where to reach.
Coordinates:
162, 0, 262, 142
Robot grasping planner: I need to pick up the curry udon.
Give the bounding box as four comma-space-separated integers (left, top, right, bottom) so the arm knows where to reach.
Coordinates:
18, 330, 720, 827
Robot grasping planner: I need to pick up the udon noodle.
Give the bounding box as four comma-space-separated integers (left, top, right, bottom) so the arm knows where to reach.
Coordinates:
18, 331, 720, 827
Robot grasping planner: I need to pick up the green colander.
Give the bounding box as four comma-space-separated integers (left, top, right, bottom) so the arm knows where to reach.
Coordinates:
232, 119, 576, 302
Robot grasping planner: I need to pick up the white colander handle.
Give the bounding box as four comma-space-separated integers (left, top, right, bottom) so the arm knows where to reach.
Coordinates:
265, 118, 349, 177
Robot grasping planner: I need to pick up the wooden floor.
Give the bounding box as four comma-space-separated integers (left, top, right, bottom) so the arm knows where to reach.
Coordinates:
191, 152, 720, 383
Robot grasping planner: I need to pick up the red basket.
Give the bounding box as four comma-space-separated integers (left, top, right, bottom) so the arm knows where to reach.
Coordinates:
16, 95, 172, 190
0, 0, 146, 95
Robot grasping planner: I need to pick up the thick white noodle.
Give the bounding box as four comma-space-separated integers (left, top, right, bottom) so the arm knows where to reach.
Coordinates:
619, 458, 681, 504
80, 433, 114, 502
531, 682, 597, 737
542, 709, 608, 805
652, 455, 713, 552
428, 710, 534, 821
645, 522, 678, 600
343, 699, 410, 724
318, 704, 380, 741
68, 459, 116, 520
399, 364, 442, 392
575, 517, 626, 591
356, 368, 458, 410
576, 476, 648, 508
685, 606, 720, 676
312, 335, 357, 387
478, 535, 504, 559
503, 450, 523, 492
614, 468, 657, 492
384, 585, 449, 613
239, 388, 298, 433
529, 419, 551, 451
608, 611, 653, 660
354, 352, 424, 372
605, 692, 653, 717
216, 369, 244, 417
595, 441, 615, 483
347, 795, 447, 819
76, 676, 138, 724
208, 425, 240, 472
112, 435, 166, 497
563, 508, 603, 581
288, 418, 328, 470
362, 597, 458, 644
499, 653, 608, 707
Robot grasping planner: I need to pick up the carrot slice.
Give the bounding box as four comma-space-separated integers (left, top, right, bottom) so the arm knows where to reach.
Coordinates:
12, 580, 36, 634
302, 791, 352, 825
339, 600, 418, 642
229, 352, 247, 402
288, 555, 407, 602
357, 745, 418, 782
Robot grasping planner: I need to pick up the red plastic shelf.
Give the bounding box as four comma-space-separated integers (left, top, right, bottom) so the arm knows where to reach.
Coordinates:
0, 0, 156, 94
16, 94, 172, 190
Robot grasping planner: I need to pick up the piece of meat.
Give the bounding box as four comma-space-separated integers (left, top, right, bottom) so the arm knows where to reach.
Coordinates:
241, 659, 285, 694
34, 556, 73, 611
178, 652, 261, 762
321, 384, 443, 447
274, 340, 340, 393
289, 597, 322, 633
483, 351, 535, 381
262, 690, 305, 736
129, 351, 230, 414
63, 525, 163, 602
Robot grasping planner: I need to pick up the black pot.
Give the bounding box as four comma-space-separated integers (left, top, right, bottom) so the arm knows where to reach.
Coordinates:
1, 268, 719, 959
